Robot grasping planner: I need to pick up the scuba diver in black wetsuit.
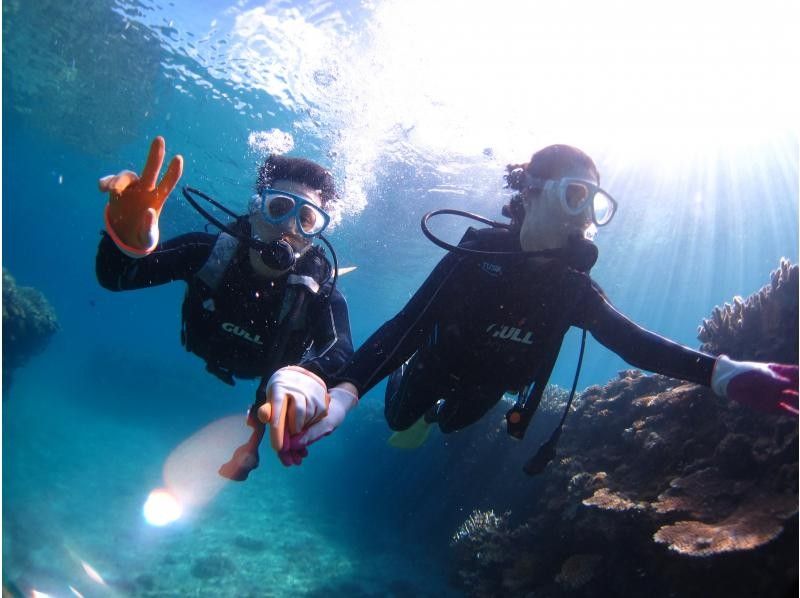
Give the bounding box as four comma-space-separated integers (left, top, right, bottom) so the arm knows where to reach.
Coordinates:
96, 137, 353, 478
258, 143, 798, 471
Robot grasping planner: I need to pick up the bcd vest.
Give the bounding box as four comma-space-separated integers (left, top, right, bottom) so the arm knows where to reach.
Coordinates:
181, 228, 331, 385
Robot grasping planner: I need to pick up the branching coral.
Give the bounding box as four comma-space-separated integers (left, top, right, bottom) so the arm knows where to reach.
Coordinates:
538, 384, 571, 415
450, 509, 508, 548
697, 258, 798, 362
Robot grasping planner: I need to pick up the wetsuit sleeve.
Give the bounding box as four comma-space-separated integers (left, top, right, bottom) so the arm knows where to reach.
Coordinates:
300, 287, 354, 383
95, 231, 215, 290
333, 251, 464, 397
579, 283, 715, 386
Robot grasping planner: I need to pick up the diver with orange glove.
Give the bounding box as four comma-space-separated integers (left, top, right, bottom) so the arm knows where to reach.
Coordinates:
96, 136, 354, 478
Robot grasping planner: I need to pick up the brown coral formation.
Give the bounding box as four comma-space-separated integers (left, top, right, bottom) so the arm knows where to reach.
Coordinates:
3, 269, 59, 393
654, 490, 797, 557
449, 262, 798, 598
698, 258, 798, 363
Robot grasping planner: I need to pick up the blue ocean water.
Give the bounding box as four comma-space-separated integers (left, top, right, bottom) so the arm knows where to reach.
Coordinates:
3, 1, 798, 596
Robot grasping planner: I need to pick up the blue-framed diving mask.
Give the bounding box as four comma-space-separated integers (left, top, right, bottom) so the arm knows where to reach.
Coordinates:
515, 171, 617, 227
250, 189, 331, 237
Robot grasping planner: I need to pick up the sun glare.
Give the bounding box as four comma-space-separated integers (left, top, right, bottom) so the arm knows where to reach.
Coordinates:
147, 0, 797, 206
143, 488, 183, 527
361, 0, 797, 157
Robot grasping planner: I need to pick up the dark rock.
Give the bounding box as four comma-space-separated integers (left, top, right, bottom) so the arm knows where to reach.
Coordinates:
715, 433, 758, 477
190, 555, 235, 579
2, 269, 59, 393
135, 574, 155, 590
233, 534, 268, 552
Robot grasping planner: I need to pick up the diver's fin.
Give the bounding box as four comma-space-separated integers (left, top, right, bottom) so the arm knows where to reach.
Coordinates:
387, 416, 432, 449
337, 266, 357, 276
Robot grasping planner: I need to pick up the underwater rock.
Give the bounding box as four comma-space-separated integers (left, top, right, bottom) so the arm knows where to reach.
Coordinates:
190, 555, 236, 579
448, 264, 798, 597
232, 534, 268, 552
2, 269, 59, 393
555, 553, 602, 590
697, 258, 798, 363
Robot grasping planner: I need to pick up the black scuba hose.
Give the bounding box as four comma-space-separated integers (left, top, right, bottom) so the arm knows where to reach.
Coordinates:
421, 208, 599, 273
317, 233, 339, 299
182, 185, 340, 298
421, 208, 570, 261
523, 329, 587, 476
182, 186, 242, 237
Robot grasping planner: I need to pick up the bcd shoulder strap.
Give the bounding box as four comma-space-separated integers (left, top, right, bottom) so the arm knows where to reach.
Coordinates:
195, 231, 241, 292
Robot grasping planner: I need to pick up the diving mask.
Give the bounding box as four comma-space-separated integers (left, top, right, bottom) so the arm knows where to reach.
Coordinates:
251, 189, 330, 237
515, 171, 617, 227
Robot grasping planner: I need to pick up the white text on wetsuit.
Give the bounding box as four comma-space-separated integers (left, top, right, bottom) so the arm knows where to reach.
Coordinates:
222, 322, 264, 345
485, 323, 534, 345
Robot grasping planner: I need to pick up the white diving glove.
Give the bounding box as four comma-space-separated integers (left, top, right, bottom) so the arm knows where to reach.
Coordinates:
257, 365, 330, 453
289, 385, 359, 457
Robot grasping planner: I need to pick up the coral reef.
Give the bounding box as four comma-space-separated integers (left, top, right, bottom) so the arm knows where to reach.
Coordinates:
555, 553, 602, 590
449, 262, 798, 598
2, 269, 59, 392
698, 258, 798, 363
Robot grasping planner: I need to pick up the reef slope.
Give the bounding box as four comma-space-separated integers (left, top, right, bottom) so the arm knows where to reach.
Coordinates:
449, 260, 798, 598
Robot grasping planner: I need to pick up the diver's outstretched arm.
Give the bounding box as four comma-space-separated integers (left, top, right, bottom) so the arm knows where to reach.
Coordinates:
95, 230, 215, 290
586, 295, 798, 416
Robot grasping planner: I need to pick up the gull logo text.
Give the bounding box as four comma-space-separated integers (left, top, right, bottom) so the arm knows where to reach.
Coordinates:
481, 262, 503, 277
222, 322, 264, 345
485, 323, 534, 345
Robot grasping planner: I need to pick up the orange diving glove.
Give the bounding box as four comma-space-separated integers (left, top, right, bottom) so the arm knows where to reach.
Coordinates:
98, 136, 183, 257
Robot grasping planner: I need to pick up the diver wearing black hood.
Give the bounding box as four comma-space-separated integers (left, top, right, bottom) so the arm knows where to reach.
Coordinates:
262, 144, 797, 471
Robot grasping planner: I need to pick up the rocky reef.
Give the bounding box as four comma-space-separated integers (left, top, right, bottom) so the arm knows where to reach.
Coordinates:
3, 269, 59, 393
449, 260, 798, 598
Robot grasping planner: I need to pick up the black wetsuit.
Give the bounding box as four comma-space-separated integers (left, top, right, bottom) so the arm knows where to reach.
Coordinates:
335, 228, 715, 433
96, 231, 353, 384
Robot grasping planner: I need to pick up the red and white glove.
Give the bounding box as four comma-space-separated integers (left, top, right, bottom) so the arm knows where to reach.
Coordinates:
711, 355, 798, 416
257, 366, 330, 458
